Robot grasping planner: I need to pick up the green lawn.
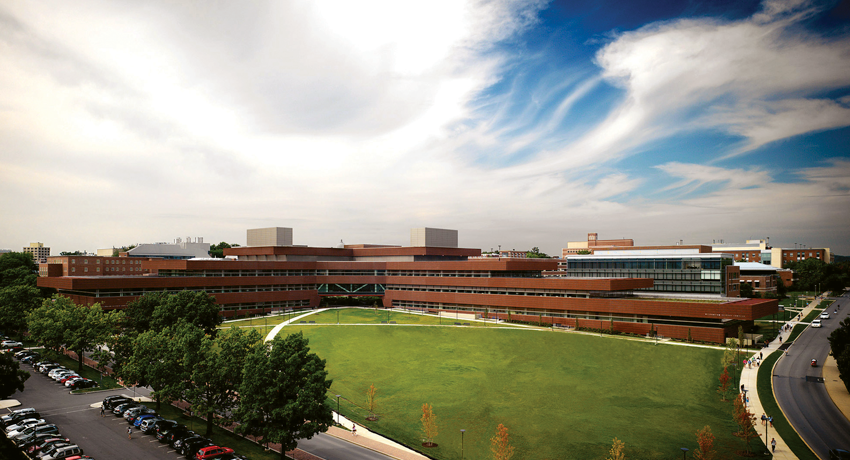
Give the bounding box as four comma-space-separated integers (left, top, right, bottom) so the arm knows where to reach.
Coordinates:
280, 324, 762, 460
802, 309, 823, 323
297, 308, 506, 327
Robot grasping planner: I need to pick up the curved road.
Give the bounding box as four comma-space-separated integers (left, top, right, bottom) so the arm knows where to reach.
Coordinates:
773, 293, 850, 459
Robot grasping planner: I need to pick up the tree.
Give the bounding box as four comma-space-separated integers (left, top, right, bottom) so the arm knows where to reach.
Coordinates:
59, 251, 86, 256
732, 393, 757, 453
235, 332, 333, 460
739, 282, 754, 298
0, 285, 42, 337
421, 403, 438, 447
151, 291, 222, 336
718, 366, 731, 401
121, 323, 188, 410
491, 423, 515, 460
577, 250, 592, 255
526, 247, 550, 258
693, 425, 716, 460
184, 326, 263, 436
606, 437, 625, 460
366, 384, 378, 421
124, 291, 168, 333
0, 352, 29, 398
209, 242, 241, 258
828, 317, 850, 392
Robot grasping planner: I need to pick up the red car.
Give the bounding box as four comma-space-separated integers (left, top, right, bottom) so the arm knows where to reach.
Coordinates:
195, 445, 235, 459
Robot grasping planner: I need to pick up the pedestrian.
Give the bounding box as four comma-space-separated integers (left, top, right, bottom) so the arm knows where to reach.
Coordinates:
760, 351, 763, 359
128, 426, 132, 440
746, 396, 749, 405
100, 405, 104, 417
352, 423, 357, 437
769, 416, 773, 427
741, 384, 745, 392
771, 438, 776, 453
761, 414, 766, 426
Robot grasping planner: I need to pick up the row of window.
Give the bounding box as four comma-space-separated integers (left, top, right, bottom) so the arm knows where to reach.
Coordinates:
70, 267, 142, 273
156, 269, 545, 279
567, 258, 729, 270
567, 269, 722, 281
387, 284, 594, 298
59, 284, 317, 298
71, 258, 142, 265
220, 299, 311, 311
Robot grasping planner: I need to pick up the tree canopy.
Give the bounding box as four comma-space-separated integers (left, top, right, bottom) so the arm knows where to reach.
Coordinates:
0, 352, 29, 399
829, 317, 850, 393
786, 258, 850, 293
526, 247, 550, 258
235, 332, 333, 459
150, 291, 222, 336
209, 242, 241, 258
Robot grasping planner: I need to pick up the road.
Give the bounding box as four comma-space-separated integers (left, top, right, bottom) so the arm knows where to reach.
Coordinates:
773, 293, 850, 459
7, 362, 395, 460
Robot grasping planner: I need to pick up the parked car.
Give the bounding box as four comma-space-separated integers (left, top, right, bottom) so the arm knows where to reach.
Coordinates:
21, 353, 40, 364
133, 414, 158, 429
24, 436, 69, 454
1, 407, 38, 427
147, 419, 177, 435
11, 424, 60, 445
812, 319, 823, 328
111, 402, 139, 416
16, 431, 60, 451
139, 416, 165, 434
167, 427, 196, 447
180, 437, 214, 458
125, 405, 156, 423
829, 448, 850, 460
40, 444, 83, 460
194, 445, 235, 459
1, 340, 23, 348
156, 423, 187, 443
14, 350, 37, 359
68, 379, 98, 390
47, 368, 69, 379
4, 418, 46, 435
102, 395, 131, 410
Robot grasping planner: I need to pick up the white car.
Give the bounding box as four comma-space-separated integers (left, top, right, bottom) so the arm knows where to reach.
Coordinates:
820, 311, 829, 319
812, 319, 822, 328
5, 419, 47, 438
3, 418, 44, 434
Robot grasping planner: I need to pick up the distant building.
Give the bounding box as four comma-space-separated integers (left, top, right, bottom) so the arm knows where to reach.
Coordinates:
0, 249, 11, 254
124, 237, 210, 260
23, 242, 50, 263
41, 255, 149, 276
562, 233, 634, 257
499, 250, 527, 258
710, 238, 831, 268
410, 228, 458, 248
247, 227, 293, 247
735, 262, 784, 295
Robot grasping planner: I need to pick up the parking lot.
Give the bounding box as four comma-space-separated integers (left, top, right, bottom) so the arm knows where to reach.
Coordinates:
6, 363, 181, 460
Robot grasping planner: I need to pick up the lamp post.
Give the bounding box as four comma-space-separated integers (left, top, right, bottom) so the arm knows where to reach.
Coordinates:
681, 447, 689, 459
765, 414, 770, 454
460, 429, 465, 459
336, 395, 341, 425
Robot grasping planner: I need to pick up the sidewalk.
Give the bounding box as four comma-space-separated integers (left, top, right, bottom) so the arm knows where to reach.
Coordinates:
738, 295, 823, 460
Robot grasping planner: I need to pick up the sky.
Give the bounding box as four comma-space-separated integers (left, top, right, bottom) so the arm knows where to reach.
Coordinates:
1, 0, 849, 257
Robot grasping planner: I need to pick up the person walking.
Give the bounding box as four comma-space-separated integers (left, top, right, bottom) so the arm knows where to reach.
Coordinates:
352, 423, 357, 437
771, 438, 776, 453
128, 426, 132, 440
761, 414, 766, 426
100, 405, 104, 417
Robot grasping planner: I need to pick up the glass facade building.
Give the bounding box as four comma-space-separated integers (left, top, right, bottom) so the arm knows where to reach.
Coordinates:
565, 254, 735, 295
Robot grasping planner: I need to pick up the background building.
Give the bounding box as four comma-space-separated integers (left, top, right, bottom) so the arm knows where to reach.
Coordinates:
710, 239, 831, 268
561, 233, 634, 257
247, 227, 293, 247
23, 242, 50, 263
38, 227, 777, 343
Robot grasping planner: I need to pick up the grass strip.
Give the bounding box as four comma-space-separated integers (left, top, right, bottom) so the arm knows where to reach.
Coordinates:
757, 352, 818, 460
802, 309, 823, 323
786, 324, 807, 343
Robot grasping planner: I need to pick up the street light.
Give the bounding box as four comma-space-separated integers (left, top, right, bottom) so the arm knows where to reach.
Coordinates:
460, 429, 465, 460
681, 447, 689, 459
336, 395, 341, 425
765, 414, 770, 454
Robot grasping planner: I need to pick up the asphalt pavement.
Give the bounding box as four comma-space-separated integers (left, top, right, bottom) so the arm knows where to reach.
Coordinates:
774, 293, 850, 459
6, 358, 398, 460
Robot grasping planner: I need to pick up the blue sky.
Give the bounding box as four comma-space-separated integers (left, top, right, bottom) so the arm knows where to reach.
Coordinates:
1, 0, 848, 256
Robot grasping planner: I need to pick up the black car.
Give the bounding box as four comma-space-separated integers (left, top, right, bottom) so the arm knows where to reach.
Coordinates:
147, 419, 177, 435
167, 428, 196, 448
102, 396, 132, 411
12, 424, 59, 446
17, 432, 63, 451
180, 436, 213, 458
156, 423, 186, 443
68, 379, 98, 390
21, 353, 40, 364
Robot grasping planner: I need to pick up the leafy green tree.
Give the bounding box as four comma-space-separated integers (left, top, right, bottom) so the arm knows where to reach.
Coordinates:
183, 326, 263, 436
829, 317, 850, 393
27, 296, 122, 372
151, 291, 222, 336
122, 323, 189, 410
59, 251, 86, 256
0, 351, 29, 398
125, 291, 168, 333
209, 242, 240, 258
0, 285, 42, 337
739, 282, 754, 298
235, 332, 333, 459
526, 247, 550, 258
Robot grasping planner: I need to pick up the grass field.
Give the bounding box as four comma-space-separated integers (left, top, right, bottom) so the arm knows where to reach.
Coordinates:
279, 324, 761, 460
